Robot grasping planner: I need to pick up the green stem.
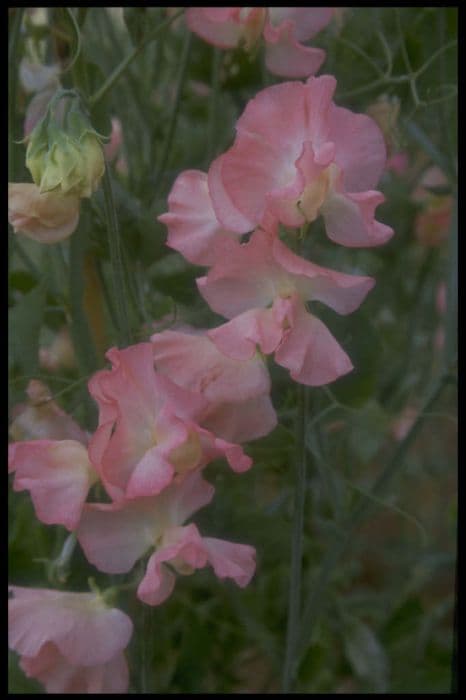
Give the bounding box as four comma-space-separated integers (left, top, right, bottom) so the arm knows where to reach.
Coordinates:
296, 368, 452, 667
89, 8, 186, 107
282, 384, 308, 692
152, 30, 192, 205
8, 8, 24, 180
102, 166, 131, 346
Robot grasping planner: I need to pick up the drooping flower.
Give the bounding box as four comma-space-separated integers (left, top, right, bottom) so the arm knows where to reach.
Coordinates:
8, 586, 133, 694
8, 439, 98, 531
197, 224, 375, 386
208, 75, 393, 247
88, 343, 251, 502
186, 8, 334, 78
8, 183, 80, 244
77, 469, 256, 606
151, 326, 277, 443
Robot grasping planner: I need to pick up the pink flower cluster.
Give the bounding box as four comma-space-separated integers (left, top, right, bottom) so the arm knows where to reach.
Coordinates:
160, 75, 393, 387
9, 340, 260, 690
186, 8, 335, 78
9, 72, 393, 694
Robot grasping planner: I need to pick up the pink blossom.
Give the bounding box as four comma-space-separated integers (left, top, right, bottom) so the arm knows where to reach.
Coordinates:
186, 8, 334, 78
208, 75, 393, 247
8, 439, 98, 531
8, 183, 80, 244
77, 469, 256, 606
88, 343, 251, 502
9, 586, 132, 694
151, 326, 277, 442
158, 169, 240, 266
197, 225, 375, 386
9, 380, 89, 444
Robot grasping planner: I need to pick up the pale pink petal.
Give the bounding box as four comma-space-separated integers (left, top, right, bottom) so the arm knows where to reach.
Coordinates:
203, 537, 256, 587
125, 444, 175, 499
198, 429, 252, 473
207, 307, 284, 361
202, 393, 277, 444
159, 169, 238, 265
186, 8, 243, 48
207, 154, 256, 233
271, 236, 376, 312
321, 186, 394, 247
151, 328, 271, 404
8, 587, 133, 667
264, 20, 326, 78
267, 8, 334, 41
137, 524, 208, 606
327, 100, 387, 191
77, 500, 157, 573
162, 468, 215, 526
275, 300, 353, 385
9, 440, 96, 531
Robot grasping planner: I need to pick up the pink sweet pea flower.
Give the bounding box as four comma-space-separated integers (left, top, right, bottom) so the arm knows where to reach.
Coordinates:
158, 169, 240, 266
8, 439, 98, 531
197, 225, 375, 386
186, 8, 333, 78
77, 469, 256, 606
151, 326, 277, 443
88, 343, 251, 502
8, 183, 80, 244
208, 75, 393, 247
9, 379, 89, 444
9, 586, 132, 694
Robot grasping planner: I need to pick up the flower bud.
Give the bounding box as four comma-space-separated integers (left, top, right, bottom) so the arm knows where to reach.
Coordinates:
25, 91, 105, 199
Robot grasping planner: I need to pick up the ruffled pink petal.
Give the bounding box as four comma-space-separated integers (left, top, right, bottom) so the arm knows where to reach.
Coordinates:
151, 328, 271, 404
77, 500, 157, 574
186, 8, 243, 48
125, 444, 175, 499
207, 307, 284, 361
9, 440, 96, 531
161, 468, 215, 526
8, 587, 133, 667
198, 428, 252, 473
274, 300, 353, 386
264, 19, 326, 78
159, 169, 238, 265
321, 187, 394, 247
327, 100, 387, 191
271, 236, 376, 313
137, 524, 208, 606
207, 154, 256, 234
203, 537, 256, 587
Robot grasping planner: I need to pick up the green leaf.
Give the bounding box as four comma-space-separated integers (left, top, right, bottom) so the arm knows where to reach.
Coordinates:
343, 617, 390, 692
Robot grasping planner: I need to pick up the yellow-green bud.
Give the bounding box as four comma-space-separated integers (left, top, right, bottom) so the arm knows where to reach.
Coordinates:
25, 91, 106, 199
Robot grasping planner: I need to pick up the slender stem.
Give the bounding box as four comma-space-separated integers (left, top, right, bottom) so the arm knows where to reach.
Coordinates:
296, 368, 451, 666
102, 166, 131, 346
89, 8, 186, 107
282, 384, 308, 692
8, 8, 24, 180
152, 30, 192, 204
443, 192, 457, 370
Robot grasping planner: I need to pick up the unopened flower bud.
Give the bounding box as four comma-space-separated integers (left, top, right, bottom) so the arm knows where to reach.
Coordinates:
25, 90, 105, 199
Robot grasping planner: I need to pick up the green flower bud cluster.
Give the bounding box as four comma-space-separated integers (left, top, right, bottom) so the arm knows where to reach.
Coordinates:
26, 90, 106, 199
